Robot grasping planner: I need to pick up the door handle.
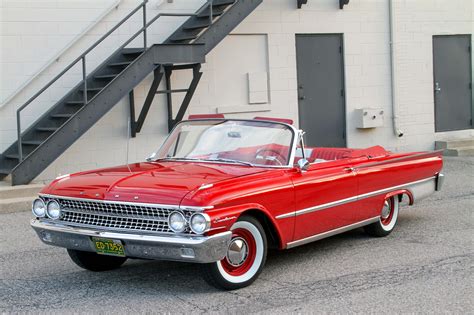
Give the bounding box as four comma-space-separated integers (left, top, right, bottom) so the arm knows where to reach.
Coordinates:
299, 96, 305, 100
344, 167, 355, 172
435, 82, 441, 93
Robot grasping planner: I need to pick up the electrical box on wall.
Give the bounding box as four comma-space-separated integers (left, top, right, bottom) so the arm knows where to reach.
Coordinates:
355, 108, 384, 129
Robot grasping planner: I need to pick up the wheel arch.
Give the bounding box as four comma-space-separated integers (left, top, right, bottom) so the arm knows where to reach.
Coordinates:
384, 189, 414, 205
240, 209, 283, 250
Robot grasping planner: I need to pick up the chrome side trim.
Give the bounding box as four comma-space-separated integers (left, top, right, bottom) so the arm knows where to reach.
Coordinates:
286, 217, 380, 249
276, 176, 436, 220
39, 193, 213, 211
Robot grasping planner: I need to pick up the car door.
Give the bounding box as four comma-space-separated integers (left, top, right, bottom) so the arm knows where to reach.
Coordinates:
289, 159, 359, 241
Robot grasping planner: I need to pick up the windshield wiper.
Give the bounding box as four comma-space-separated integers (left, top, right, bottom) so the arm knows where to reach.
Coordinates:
207, 158, 254, 166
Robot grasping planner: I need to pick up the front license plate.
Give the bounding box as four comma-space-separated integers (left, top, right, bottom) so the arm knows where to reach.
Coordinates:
91, 237, 125, 257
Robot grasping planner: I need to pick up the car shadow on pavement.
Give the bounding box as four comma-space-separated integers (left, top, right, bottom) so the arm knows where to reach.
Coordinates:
33, 216, 425, 301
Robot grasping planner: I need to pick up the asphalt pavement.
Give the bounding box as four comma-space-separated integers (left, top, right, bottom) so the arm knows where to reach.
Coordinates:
1, 157, 473, 314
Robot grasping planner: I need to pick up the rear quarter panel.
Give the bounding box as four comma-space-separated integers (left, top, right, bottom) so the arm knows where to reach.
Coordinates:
353, 151, 443, 221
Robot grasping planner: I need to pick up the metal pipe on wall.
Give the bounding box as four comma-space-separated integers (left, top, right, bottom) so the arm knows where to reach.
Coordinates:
389, 0, 404, 137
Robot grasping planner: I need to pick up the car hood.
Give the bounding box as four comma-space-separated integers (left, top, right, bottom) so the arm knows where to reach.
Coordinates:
41, 161, 269, 205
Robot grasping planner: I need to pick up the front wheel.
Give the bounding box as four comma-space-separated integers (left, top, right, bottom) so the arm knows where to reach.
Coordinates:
202, 216, 267, 290
67, 249, 127, 271
364, 196, 399, 237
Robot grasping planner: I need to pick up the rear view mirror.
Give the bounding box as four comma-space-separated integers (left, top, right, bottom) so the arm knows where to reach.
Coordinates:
297, 158, 310, 172
227, 131, 241, 138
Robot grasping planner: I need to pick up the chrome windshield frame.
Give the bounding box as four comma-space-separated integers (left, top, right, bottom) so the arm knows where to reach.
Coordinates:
149, 119, 299, 168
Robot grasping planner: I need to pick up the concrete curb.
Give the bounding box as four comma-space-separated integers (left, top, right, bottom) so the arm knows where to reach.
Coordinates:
0, 183, 43, 214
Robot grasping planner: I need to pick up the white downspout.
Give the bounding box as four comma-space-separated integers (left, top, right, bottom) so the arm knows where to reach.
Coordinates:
389, 0, 404, 137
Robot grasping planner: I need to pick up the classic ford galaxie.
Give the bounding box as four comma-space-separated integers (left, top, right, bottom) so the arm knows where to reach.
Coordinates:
31, 117, 444, 290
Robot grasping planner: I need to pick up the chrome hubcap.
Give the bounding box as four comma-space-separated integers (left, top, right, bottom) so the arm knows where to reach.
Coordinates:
226, 237, 248, 267
381, 200, 391, 219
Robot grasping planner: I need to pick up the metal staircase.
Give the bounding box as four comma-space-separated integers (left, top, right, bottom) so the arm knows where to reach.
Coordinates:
0, 0, 262, 185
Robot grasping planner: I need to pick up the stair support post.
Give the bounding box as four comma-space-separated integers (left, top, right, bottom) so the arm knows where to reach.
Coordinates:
134, 66, 164, 133
164, 67, 173, 122
167, 64, 203, 132
129, 90, 137, 138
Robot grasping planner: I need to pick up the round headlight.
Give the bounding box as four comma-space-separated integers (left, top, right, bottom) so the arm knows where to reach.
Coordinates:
190, 213, 210, 234
32, 198, 46, 217
168, 211, 187, 233
46, 200, 61, 220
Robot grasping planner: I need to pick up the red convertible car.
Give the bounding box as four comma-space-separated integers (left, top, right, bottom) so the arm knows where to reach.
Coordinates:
31, 118, 444, 290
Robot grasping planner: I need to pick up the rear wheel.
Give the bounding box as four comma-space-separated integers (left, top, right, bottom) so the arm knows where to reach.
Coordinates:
67, 249, 127, 271
364, 196, 399, 237
202, 216, 267, 290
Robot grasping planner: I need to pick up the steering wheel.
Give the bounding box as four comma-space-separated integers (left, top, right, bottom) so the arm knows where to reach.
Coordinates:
254, 148, 286, 166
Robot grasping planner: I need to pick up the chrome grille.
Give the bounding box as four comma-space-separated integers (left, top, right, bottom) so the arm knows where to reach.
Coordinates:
42, 196, 195, 234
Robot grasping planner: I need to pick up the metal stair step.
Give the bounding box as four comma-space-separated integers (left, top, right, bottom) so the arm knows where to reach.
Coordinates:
197, 6, 225, 18
36, 127, 58, 132
109, 61, 133, 67
0, 168, 11, 175
183, 20, 210, 31
65, 100, 84, 105
51, 113, 73, 119
22, 140, 43, 146
94, 74, 118, 80
5, 154, 19, 160
170, 33, 198, 42
79, 87, 103, 92
212, 0, 236, 5
121, 48, 144, 55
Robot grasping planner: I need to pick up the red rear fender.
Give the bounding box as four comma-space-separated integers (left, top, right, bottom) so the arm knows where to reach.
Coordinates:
384, 189, 414, 205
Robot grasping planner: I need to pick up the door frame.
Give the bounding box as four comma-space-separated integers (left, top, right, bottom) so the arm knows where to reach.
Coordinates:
432, 34, 473, 132
295, 33, 348, 147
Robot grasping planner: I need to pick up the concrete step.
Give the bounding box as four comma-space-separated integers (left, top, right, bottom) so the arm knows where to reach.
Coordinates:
442, 147, 474, 157
435, 138, 474, 149
0, 183, 43, 199
0, 183, 43, 214
0, 196, 35, 214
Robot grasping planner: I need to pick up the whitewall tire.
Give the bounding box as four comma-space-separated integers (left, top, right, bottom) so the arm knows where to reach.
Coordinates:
364, 196, 399, 237
202, 215, 267, 290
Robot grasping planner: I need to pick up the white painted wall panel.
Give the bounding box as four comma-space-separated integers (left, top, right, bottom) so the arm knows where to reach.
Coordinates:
0, 0, 471, 184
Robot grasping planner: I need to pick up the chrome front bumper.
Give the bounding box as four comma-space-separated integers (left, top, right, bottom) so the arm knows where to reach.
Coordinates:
31, 219, 232, 263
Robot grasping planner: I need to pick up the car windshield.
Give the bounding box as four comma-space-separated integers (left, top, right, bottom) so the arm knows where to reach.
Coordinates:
155, 120, 295, 166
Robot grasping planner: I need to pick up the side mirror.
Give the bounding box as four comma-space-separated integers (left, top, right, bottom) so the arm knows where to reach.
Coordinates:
297, 158, 310, 172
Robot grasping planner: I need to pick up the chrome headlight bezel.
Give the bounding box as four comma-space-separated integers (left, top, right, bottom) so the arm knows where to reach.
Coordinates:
46, 200, 62, 220
168, 211, 187, 233
32, 198, 46, 218
189, 213, 211, 234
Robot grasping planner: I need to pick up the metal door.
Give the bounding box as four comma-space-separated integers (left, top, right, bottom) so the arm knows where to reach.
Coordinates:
296, 34, 346, 147
433, 35, 472, 132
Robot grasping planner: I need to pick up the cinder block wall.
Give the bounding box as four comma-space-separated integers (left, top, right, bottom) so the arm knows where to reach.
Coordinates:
0, 0, 472, 183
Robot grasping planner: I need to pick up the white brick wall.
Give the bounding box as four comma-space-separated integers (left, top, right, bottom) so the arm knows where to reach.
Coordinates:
0, 0, 472, 183
0, 0, 121, 105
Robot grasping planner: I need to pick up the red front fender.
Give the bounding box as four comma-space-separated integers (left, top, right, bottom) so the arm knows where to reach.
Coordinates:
205, 203, 287, 249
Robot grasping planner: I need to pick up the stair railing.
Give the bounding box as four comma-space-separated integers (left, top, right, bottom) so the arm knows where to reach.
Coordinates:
16, 0, 220, 162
